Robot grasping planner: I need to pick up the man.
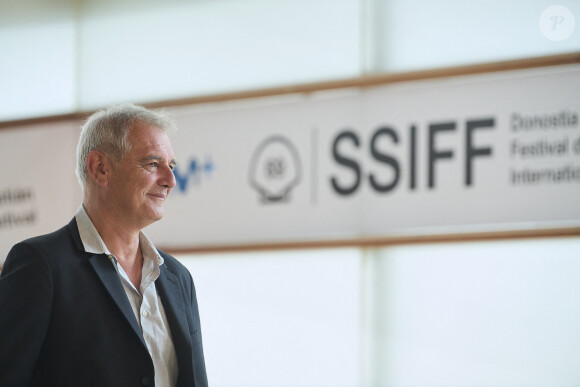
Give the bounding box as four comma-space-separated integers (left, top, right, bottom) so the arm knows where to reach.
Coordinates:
0, 104, 208, 386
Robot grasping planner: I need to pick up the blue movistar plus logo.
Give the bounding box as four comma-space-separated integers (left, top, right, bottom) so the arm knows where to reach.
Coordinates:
173, 157, 215, 193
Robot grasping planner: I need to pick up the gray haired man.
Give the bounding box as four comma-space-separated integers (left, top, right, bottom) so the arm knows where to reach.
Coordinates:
0, 104, 208, 387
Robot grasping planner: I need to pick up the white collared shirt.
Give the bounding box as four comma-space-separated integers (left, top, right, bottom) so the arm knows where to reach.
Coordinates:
75, 205, 178, 387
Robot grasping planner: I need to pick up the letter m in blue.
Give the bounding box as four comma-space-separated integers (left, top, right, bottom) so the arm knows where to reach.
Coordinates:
173, 159, 199, 193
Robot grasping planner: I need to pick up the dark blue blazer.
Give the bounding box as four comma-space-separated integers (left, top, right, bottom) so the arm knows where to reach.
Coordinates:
0, 218, 208, 387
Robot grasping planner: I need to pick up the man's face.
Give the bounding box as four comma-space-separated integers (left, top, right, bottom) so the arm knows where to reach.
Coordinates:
108, 122, 176, 230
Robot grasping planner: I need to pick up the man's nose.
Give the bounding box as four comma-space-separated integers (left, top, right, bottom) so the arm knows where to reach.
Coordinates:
161, 164, 176, 189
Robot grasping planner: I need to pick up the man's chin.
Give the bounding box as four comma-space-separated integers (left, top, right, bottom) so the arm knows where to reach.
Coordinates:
143, 207, 165, 225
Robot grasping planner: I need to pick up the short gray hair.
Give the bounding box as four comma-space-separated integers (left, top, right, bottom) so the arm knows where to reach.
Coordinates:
76, 103, 175, 187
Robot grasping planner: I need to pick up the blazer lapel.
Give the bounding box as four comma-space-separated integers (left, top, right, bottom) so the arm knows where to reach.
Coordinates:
156, 266, 194, 384
88, 253, 147, 348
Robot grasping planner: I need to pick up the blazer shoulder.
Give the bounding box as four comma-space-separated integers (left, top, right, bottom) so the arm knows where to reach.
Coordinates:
158, 250, 191, 277
2, 219, 81, 282
11, 218, 82, 259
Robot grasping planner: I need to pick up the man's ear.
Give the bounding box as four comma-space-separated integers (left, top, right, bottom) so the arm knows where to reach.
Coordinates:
86, 150, 113, 187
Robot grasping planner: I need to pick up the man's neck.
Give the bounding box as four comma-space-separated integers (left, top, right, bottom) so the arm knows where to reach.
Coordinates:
82, 202, 141, 267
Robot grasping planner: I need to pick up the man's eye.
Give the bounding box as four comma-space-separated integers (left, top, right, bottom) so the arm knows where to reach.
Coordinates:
148, 162, 158, 168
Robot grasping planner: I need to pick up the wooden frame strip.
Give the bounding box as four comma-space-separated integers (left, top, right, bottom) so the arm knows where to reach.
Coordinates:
1, 52, 579, 130
161, 227, 580, 255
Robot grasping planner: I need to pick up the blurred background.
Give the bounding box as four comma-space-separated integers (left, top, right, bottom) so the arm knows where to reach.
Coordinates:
1, 0, 580, 386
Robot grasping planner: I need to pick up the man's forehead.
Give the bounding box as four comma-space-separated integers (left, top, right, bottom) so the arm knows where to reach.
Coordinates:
124, 126, 175, 162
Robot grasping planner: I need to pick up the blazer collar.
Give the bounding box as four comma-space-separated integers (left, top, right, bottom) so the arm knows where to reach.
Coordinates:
67, 217, 148, 348
67, 217, 85, 254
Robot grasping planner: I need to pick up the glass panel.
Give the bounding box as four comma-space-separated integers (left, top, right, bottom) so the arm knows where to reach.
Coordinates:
177, 248, 361, 387
367, 0, 580, 72
0, 0, 76, 121
78, 0, 360, 110
362, 237, 580, 386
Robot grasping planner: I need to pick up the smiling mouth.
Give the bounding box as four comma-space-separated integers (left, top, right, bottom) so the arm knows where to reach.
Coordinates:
148, 193, 167, 200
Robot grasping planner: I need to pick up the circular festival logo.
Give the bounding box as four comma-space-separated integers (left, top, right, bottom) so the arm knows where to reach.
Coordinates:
248, 135, 302, 203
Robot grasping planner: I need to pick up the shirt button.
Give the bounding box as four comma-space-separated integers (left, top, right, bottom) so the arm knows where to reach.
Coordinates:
142, 310, 149, 317
142, 376, 152, 386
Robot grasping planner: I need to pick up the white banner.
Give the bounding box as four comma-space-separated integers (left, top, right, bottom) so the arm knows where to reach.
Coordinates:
0, 121, 82, 263
147, 65, 580, 248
